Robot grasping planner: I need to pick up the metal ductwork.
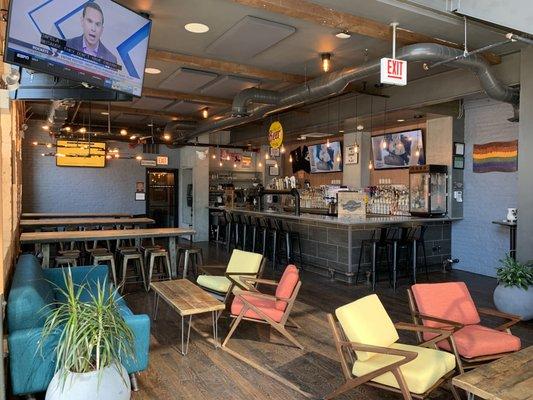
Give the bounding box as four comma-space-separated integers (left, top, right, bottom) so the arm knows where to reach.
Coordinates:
187, 43, 519, 140
232, 88, 282, 116
163, 120, 197, 141
46, 100, 75, 131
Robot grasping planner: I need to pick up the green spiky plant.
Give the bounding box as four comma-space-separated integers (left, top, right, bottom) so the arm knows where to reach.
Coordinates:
496, 255, 533, 290
39, 268, 135, 387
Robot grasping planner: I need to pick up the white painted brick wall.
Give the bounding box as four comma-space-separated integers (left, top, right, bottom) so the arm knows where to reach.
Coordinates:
452, 98, 518, 276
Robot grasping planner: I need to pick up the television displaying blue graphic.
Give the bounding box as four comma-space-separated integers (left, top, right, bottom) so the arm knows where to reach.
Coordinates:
4, 0, 152, 97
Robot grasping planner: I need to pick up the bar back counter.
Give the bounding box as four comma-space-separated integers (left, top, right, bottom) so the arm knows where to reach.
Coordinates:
211, 207, 458, 284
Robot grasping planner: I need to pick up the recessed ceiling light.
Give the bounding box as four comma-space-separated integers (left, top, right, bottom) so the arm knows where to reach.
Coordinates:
145, 67, 161, 75
185, 22, 210, 34
335, 31, 351, 39
397, 119, 405, 122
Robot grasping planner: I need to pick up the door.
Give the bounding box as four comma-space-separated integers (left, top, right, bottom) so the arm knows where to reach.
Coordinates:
146, 169, 178, 228
181, 168, 193, 228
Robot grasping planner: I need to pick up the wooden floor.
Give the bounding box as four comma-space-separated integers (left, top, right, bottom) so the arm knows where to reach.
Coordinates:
123, 242, 532, 400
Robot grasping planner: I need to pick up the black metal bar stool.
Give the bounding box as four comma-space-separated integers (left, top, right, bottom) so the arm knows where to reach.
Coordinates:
356, 227, 393, 290
388, 225, 428, 290
277, 219, 303, 268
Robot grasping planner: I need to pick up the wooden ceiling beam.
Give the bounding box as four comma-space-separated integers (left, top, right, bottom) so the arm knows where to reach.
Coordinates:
141, 87, 232, 106
230, 0, 501, 65
147, 49, 307, 84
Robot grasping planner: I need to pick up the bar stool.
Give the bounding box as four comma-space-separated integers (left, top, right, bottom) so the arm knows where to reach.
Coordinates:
57, 249, 81, 264
93, 252, 118, 286
240, 214, 256, 251
275, 219, 303, 268
145, 248, 172, 291
210, 212, 227, 244
54, 255, 78, 267
180, 247, 204, 279
120, 249, 146, 293
356, 227, 393, 290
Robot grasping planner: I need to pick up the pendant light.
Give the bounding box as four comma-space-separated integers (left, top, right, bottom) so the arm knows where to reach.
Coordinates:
321, 53, 332, 72
368, 96, 374, 170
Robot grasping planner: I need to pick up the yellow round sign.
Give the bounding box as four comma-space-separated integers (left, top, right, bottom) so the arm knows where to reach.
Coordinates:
268, 121, 284, 149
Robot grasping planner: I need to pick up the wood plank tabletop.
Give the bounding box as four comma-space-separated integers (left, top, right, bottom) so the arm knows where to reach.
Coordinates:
452, 346, 533, 400
20, 217, 155, 227
20, 227, 196, 243
21, 212, 134, 219
150, 280, 225, 316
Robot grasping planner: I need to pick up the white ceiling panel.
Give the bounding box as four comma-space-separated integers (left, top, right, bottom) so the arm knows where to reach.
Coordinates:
158, 68, 219, 92
133, 97, 175, 110
200, 76, 260, 98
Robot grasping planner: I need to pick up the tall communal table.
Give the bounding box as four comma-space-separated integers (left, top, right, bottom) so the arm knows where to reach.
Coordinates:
21, 212, 134, 219
20, 217, 155, 230
20, 227, 196, 277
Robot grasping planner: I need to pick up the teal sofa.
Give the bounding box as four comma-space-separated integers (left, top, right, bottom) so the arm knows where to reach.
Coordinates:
7, 254, 150, 396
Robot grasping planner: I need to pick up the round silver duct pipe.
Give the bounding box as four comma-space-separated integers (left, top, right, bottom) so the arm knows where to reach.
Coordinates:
187, 43, 519, 140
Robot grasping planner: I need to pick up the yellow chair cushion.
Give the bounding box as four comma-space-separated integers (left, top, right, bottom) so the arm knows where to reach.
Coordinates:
352, 343, 456, 395
196, 250, 263, 294
226, 249, 263, 275
196, 275, 231, 294
335, 294, 399, 361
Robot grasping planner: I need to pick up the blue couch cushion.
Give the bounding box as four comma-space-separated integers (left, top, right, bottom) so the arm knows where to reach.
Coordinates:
7, 254, 55, 332
43, 265, 111, 303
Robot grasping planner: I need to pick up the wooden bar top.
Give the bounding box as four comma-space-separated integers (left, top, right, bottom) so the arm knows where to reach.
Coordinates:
20, 227, 196, 243
20, 217, 155, 227
21, 212, 134, 219
150, 280, 225, 316
452, 346, 533, 400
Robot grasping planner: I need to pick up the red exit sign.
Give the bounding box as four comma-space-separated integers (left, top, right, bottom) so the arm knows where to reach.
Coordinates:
380, 58, 407, 86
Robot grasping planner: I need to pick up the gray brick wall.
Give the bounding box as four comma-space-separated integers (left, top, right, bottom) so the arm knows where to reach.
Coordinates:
452, 98, 518, 276
22, 121, 180, 215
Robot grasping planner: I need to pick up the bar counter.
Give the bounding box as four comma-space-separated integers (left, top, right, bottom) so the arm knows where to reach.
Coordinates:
211, 207, 459, 284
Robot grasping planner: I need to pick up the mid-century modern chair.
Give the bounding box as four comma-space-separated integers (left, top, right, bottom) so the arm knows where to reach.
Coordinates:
407, 282, 521, 373
325, 294, 459, 400
222, 264, 303, 349
196, 249, 265, 306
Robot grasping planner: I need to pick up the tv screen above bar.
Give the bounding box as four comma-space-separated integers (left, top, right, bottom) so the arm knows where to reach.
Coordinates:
4, 0, 152, 97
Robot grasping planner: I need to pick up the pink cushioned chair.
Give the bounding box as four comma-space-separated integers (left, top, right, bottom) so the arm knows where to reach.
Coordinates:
408, 282, 521, 373
222, 265, 303, 349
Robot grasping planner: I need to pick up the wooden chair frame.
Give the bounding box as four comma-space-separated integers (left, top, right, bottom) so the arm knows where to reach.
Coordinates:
406, 288, 521, 373
222, 276, 303, 349
325, 314, 461, 400
197, 257, 267, 312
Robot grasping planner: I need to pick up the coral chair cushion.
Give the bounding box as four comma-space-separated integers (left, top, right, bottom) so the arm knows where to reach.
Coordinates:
411, 282, 481, 327
335, 294, 399, 362
352, 343, 456, 395
437, 324, 521, 359
274, 265, 299, 311
231, 294, 285, 323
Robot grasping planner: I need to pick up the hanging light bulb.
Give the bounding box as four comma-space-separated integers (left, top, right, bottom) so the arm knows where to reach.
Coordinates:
211, 151, 216, 159
415, 147, 420, 157
326, 138, 330, 148
382, 140, 387, 149
219, 161, 223, 167
357, 124, 364, 131
258, 161, 263, 168
265, 152, 270, 160
135, 155, 143, 161
202, 108, 209, 119
321, 53, 332, 72
79, 127, 87, 133
120, 129, 128, 136
163, 133, 171, 141
368, 160, 374, 170
64, 126, 71, 132
289, 154, 293, 163
336, 154, 341, 163
42, 125, 50, 131
280, 145, 286, 154
226, 155, 230, 161
233, 163, 237, 168
106, 154, 112, 160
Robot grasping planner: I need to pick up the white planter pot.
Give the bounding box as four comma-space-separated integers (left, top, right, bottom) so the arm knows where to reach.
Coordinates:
493, 284, 533, 321
46, 363, 131, 400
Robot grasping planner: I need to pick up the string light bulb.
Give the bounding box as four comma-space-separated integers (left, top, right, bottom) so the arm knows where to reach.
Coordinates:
163, 133, 171, 141
135, 155, 143, 161
202, 108, 209, 119
289, 154, 293, 163
233, 163, 237, 168
326, 138, 330, 148
415, 147, 420, 157
42, 125, 50, 131
321, 53, 332, 72
280, 145, 286, 154
368, 160, 374, 170
336, 154, 341, 163
64, 126, 71, 132
120, 129, 128, 136
79, 127, 87, 133
212, 152, 216, 159
265, 152, 270, 160
219, 161, 223, 167
258, 161, 263, 168
382, 140, 387, 149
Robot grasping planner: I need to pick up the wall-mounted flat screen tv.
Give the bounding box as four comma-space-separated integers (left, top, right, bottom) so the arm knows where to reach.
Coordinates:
371, 129, 425, 170
4, 0, 152, 97
309, 141, 343, 173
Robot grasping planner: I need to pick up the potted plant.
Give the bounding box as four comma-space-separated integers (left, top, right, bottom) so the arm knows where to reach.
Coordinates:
40, 270, 135, 400
493, 255, 533, 321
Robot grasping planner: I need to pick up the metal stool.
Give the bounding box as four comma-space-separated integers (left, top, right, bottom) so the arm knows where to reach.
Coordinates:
277, 219, 303, 268
179, 247, 204, 279
388, 225, 428, 290
145, 249, 172, 291
356, 227, 393, 290
120, 250, 146, 293
54, 255, 78, 267
93, 252, 118, 286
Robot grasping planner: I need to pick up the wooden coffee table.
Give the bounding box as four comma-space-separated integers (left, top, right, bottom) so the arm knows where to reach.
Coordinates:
452, 346, 533, 400
151, 279, 225, 355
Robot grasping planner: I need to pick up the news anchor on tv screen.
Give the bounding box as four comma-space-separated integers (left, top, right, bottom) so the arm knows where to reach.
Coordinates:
65, 2, 117, 64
